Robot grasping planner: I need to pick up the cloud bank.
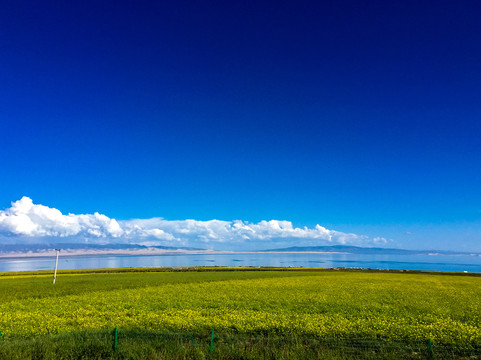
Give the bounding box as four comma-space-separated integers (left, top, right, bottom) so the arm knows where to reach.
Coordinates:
0, 197, 374, 250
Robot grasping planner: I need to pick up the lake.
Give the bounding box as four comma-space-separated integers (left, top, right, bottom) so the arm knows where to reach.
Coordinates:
1, 252, 481, 273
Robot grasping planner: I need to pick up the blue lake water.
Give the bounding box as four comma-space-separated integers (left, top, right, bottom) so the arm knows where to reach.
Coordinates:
1, 252, 481, 273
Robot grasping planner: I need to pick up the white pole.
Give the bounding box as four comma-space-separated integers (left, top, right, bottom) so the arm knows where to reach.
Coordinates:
53, 249, 60, 284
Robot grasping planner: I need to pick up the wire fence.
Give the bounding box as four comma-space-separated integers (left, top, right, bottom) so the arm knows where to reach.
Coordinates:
1, 328, 481, 359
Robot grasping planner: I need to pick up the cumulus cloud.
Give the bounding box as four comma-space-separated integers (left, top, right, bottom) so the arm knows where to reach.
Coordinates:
0, 197, 374, 250
120, 218, 362, 246
373, 237, 388, 244
0, 197, 123, 238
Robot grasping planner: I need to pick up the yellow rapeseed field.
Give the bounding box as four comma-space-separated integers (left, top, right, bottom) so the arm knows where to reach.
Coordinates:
1, 269, 480, 345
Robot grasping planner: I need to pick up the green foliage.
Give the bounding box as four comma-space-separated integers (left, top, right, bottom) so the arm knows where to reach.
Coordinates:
1, 269, 480, 347
1, 329, 480, 359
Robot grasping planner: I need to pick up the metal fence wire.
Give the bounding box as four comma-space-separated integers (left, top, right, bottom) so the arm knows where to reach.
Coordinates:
115, 329, 481, 359
1, 328, 481, 359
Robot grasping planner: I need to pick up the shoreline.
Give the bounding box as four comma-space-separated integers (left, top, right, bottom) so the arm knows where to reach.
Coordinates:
1, 248, 480, 260
1, 265, 481, 277
0, 249, 351, 259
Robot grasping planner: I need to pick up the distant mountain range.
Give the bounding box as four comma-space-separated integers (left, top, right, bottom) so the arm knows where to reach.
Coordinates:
1, 243, 479, 258
0, 243, 202, 253
262, 245, 481, 256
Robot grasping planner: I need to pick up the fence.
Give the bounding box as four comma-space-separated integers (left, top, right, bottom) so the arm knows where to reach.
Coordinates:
1, 328, 481, 359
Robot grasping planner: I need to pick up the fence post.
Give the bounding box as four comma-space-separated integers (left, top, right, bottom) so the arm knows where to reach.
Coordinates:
427, 338, 434, 360
189, 334, 199, 346
210, 328, 215, 353
113, 328, 118, 353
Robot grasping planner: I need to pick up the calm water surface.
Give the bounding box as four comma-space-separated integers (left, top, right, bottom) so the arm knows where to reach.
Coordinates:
1, 253, 481, 273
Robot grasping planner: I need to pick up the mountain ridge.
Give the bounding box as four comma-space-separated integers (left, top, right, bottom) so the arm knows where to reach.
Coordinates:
261, 245, 481, 256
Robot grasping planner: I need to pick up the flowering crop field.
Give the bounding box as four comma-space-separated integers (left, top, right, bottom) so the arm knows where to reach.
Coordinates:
1, 268, 481, 346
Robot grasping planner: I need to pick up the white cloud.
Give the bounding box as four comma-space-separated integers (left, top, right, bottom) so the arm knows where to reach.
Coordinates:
0, 197, 123, 238
373, 236, 388, 244
0, 197, 374, 250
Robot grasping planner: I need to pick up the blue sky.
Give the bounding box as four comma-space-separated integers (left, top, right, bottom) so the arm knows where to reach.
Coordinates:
1, 1, 480, 251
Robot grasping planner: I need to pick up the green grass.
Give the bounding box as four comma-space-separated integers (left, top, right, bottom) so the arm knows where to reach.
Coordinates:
2, 329, 467, 360
1, 268, 481, 358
